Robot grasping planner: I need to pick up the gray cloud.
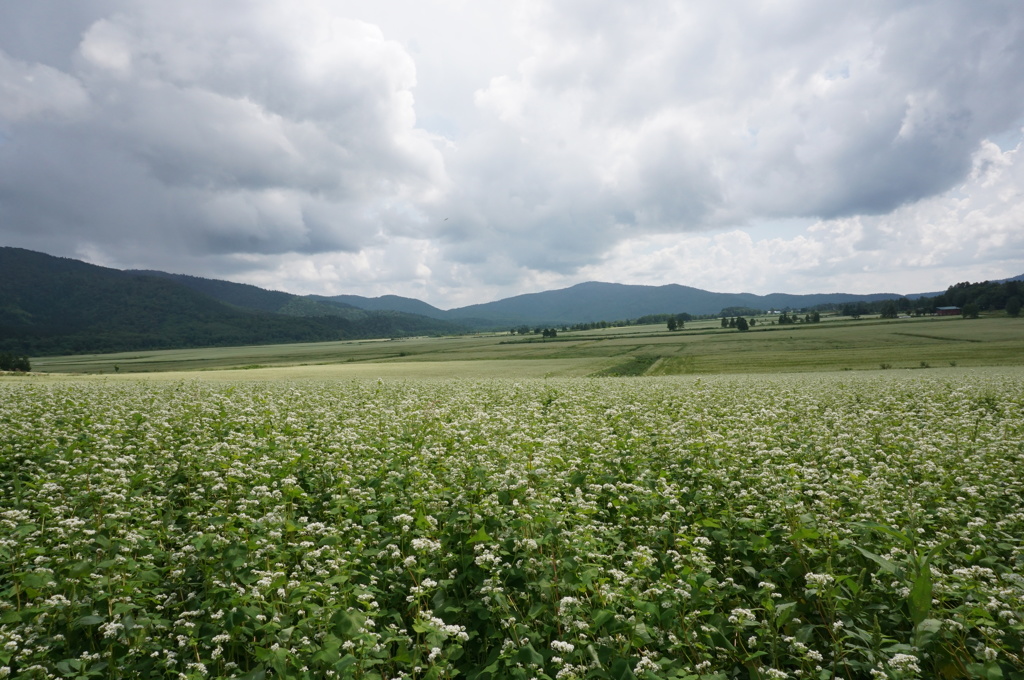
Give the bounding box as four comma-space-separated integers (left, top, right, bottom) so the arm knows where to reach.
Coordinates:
406, 0, 1024, 288
1, 1, 1022, 305
0, 1, 444, 266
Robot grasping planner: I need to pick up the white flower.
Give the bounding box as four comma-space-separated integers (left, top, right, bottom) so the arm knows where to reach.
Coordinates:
551, 640, 575, 654
805, 573, 835, 588
889, 653, 921, 674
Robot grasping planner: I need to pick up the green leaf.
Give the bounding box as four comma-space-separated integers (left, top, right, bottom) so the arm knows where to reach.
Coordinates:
392, 641, 414, 664
792, 528, 819, 542
313, 637, 341, 665
73, 615, 105, 627
335, 654, 358, 673
610, 658, 637, 680
56, 659, 81, 677
774, 601, 797, 626
235, 666, 266, 680
467, 526, 492, 544
854, 546, 899, 574
854, 522, 912, 546
270, 647, 289, 676
515, 643, 544, 666
527, 602, 546, 620
69, 561, 93, 578
332, 609, 364, 637
908, 569, 932, 625
966, 662, 1004, 680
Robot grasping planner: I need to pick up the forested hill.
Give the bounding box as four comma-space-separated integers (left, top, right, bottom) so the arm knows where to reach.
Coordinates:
0, 248, 464, 355
443, 281, 907, 325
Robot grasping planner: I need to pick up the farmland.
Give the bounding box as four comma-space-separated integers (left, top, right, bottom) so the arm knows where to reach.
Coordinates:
26, 315, 1024, 378
2, 369, 1023, 679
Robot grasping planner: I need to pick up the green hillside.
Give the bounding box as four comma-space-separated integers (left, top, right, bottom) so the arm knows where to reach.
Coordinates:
0, 248, 463, 355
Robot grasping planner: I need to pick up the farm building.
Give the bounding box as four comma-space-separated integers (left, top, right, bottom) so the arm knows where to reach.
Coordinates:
936, 306, 961, 316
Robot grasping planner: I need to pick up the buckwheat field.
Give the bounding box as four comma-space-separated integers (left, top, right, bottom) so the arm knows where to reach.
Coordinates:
2, 372, 1023, 679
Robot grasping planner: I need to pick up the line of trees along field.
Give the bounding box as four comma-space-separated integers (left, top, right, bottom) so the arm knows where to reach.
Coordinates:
816, 279, 1023, 319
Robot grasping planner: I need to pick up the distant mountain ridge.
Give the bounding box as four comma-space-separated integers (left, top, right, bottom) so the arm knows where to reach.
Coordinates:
320, 293, 447, 319
330, 281, 925, 326
335, 276, 1023, 324
439, 281, 906, 325
3, 246, 1020, 355
0, 248, 465, 355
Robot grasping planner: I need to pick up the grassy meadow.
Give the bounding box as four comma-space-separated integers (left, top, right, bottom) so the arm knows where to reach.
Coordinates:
25, 314, 1024, 379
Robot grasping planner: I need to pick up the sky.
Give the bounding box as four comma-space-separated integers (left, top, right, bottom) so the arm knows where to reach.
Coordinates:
1, 1, 1023, 309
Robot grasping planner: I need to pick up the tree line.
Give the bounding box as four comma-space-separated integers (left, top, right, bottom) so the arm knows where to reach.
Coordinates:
0, 352, 31, 372
509, 327, 561, 337
814, 279, 1023, 319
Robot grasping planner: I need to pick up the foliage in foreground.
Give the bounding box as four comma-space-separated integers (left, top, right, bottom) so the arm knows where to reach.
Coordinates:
1, 374, 1023, 680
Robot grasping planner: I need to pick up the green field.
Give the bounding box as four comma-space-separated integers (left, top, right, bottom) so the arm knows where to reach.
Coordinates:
2, 371, 1023, 679
5, 314, 1024, 678
26, 315, 1024, 378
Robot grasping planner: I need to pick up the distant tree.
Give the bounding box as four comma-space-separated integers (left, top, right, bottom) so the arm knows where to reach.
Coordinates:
736, 317, 749, 332
542, 328, 558, 338
0, 353, 30, 372
720, 306, 764, 317
962, 303, 980, 319
811, 311, 821, 323
517, 325, 530, 335
1007, 297, 1021, 318
749, 318, 757, 327
667, 317, 678, 331
880, 301, 898, 319
721, 317, 729, 328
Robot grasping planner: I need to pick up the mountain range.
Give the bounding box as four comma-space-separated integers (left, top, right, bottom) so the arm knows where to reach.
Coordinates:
1, 246, 1018, 356
0, 248, 462, 355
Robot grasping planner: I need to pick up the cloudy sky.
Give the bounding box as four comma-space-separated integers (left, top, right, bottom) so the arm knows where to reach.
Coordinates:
1, 1, 1023, 308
